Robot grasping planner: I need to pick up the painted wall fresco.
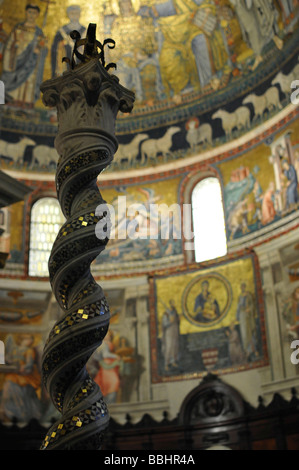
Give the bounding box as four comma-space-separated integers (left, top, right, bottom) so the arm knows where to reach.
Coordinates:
0, 0, 298, 173
0, 290, 47, 324
87, 329, 140, 405
93, 175, 184, 271
281, 283, 299, 341
0, 200, 26, 265
0, 176, 185, 276
216, 114, 299, 242
0, 332, 44, 422
0, 287, 51, 422
87, 289, 144, 405
150, 253, 268, 383
3, 114, 299, 276
0, 288, 144, 423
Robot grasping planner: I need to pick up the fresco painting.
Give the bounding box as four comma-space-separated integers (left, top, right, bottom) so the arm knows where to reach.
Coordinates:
0, 291, 57, 423
0, 304, 43, 324
87, 329, 139, 405
0, 325, 140, 422
0, 333, 44, 422
0, 206, 10, 257
279, 273, 299, 373
5, 201, 25, 265
217, 120, 299, 241
95, 177, 183, 266
0, 202, 25, 265
150, 253, 268, 382
0, 287, 50, 326
281, 284, 299, 341
0, 287, 144, 423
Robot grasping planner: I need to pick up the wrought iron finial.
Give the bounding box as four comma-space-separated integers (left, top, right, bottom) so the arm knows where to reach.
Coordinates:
63, 23, 116, 71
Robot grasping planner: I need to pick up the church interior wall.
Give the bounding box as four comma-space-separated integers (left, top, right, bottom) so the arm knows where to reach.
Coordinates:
1, 108, 299, 427
0, 0, 299, 449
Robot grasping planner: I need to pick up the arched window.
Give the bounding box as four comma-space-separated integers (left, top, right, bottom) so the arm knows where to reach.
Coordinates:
0, 340, 4, 364
192, 177, 227, 263
29, 197, 64, 277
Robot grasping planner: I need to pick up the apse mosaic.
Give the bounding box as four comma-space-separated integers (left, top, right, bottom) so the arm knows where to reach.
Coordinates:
0, 332, 44, 422
216, 114, 299, 241
150, 253, 268, 382
0, 0, 298, 173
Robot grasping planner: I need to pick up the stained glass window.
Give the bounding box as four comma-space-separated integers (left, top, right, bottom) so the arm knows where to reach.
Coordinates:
192, 177, 227, 263
29, 197, 64, 277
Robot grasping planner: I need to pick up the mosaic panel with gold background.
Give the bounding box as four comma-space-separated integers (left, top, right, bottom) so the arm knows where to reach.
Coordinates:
150, 253, 268, 382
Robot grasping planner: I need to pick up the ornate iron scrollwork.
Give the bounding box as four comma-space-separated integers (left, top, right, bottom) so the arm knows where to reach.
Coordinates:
62, 23, 116, 71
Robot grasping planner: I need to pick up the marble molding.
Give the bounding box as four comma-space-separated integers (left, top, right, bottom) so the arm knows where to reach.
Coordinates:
39, 53, 135, 449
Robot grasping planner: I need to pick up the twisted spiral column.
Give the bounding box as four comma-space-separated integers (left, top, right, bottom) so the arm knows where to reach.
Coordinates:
39, 58, 134, 450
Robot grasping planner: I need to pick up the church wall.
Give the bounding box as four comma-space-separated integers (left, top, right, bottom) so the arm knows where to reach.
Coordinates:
0, 0, 299, 431
1, 107, 299, 425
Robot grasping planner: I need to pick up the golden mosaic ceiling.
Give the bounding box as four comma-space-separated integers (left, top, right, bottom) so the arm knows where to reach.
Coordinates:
0, 0, 298, 174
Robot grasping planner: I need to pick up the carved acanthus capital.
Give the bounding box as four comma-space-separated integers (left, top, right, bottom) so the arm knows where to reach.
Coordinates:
41, 58, 134, 137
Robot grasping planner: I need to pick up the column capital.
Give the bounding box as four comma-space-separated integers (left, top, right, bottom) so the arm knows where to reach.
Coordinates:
41, 58, 134, 149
